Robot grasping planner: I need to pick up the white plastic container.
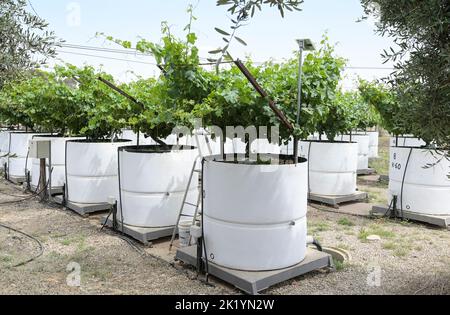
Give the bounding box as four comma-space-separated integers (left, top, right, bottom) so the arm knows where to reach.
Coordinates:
8, 132, 48, 180
390, 136, 426, 148
367, 131, 379, 158
341, 134, 370, 170
250, 139, 281, 154
178, 220, 193, 247
119, 129, 156, 145
388, 147, 450, 215
280, 138, 294, 155
65, 140, 132, 204
0, 130, 15, 167
203, 156, 308, 271
299, 141, 358, 196
30, 136, 82, 190
117, 145, 198, 228
224, 138, 246, 154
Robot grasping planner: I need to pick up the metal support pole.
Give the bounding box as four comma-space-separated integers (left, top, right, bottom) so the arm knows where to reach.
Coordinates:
296, 44, 304, 125
294, 42, 305, 163
39, 158, 47, 201
48, 143, 53, 203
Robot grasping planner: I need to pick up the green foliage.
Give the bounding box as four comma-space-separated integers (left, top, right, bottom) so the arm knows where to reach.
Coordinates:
0, 76, 35, 129
57, 65, 127, 139
361, 0, 450, 148
203, 36, 347, 143
358, 80, 410, 137
0, 0, 59, 89
100, 9, 214, 142
335, 89, 380, 133
0, 64, 126, 139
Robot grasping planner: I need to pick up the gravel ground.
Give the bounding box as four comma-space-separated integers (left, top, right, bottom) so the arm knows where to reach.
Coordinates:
0, 176, 449, 295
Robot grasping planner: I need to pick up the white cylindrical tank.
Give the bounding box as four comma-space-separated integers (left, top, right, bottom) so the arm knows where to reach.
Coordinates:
65, 140, 132, 204
280, 138, 294, 155
299, 141, 358, 196
30, 137, 82, 190
117, 145, 199, 228
390, 136, 426, 148
250, 139, 281, 154
164, 134, 192, 146
190, 129, 222, 156
119, 129, 156, 145
8, 132, 48, 180
224, 138, 246, 154
367, 131, 379, 158
0, 130, 15, 167
203, 156, 308, 271
341, 134, 370, 170
388, 147, 450, 215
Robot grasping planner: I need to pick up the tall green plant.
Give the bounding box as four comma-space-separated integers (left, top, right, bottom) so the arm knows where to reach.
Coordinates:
203, 37, 346, 144
360, 0, 450, 148
358, 80, 410, 137
99, 9, 214, 143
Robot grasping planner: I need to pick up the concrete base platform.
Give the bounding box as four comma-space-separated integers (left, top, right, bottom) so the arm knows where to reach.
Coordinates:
53, 195, 111, 217
176, 246, 333, 295
30, 185, 63, 196
8, 176, 26, 185
372, 205, 450, 229
379, 175, 389, 182
309, 192, 369, 208
357, 168, 376, 176
101, 216, 175, 245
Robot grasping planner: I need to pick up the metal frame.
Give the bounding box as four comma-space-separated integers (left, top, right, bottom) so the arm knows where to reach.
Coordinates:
176, 246, 333, 295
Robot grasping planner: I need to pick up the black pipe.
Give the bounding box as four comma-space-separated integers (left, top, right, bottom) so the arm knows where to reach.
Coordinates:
311, 238, 323, 252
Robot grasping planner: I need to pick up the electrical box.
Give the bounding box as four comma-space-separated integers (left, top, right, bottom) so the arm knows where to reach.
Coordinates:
29, 139, 51, 159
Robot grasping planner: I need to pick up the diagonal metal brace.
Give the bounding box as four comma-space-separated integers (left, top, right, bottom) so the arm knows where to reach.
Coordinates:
97, 77, 145, 110
234, 59, 294, 131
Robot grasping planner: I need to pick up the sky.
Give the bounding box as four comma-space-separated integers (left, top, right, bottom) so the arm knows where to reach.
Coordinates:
29, 0, 396, 89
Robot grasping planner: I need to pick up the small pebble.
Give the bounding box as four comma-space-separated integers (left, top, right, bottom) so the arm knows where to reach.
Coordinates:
366, 235, 381, 242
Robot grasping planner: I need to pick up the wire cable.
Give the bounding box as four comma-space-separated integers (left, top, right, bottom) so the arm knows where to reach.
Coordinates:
0, 169, 52, 205
0, 222, 44, 267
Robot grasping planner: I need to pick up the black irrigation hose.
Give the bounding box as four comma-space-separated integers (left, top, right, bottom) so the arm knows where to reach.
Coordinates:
311, 238, 323, 252
201, 158, 210, 283
0, 222, 44, 267
307, 141, 312, 194
383, 197, 395, 218
0, 171, 51, 205
98, 224, 214, 286
0, 189, 31, 198
399, 148, 413, 220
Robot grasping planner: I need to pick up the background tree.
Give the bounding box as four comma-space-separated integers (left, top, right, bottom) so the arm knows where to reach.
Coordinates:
360, 0, 450, 148
0, 0, 58, 89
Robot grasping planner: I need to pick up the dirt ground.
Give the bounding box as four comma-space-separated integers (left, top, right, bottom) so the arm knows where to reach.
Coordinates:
0, 138, 449, 295
0, 178, 448, 295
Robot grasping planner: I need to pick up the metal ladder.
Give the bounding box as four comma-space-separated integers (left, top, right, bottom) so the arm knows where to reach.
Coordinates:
169, 131, 213, 250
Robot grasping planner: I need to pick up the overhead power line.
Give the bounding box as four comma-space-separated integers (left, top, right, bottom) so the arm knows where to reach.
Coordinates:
57, 43, 395, 71
60, 43, 153, 57
56, 50, 158, 66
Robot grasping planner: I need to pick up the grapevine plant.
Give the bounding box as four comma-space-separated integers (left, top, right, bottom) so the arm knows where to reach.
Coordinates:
358, 80, 412, 139
203, 37, 347, 145
100, 9, 215, 146
0, 64, 127, 140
